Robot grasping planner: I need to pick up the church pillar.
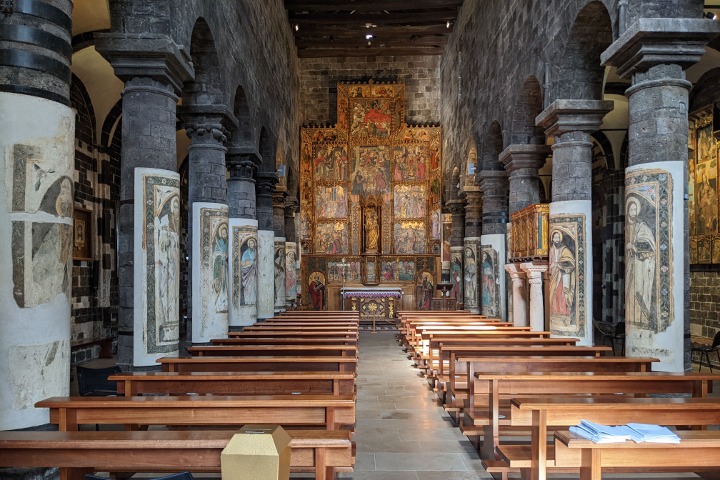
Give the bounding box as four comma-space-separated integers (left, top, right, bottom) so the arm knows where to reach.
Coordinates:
500, 144, 549, 327
479, 171, 509, 320
463, 188, 482, 313
227, 150, 260, 327
256, 173, 278, 319
285, 199, 299, 308
180, 106, 233, 343
602, 18, 718, 371
537, 100, 613, 346
448, 199, 465, 308
273, 189, 288, 313
521, 262, 549, 331
96, 35, 193, 365
0, 0, 75, 430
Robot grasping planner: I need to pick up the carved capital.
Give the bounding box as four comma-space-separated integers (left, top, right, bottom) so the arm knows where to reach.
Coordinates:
256, 172, 279, 197
536, 99, 614, 137
180, 104, 236, 146
1, 0, 15, 15
520, 261, 548, 284
500, 144, 550, 175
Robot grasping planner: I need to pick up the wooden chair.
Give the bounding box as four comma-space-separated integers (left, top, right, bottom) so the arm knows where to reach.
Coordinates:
693, 330, 720, 372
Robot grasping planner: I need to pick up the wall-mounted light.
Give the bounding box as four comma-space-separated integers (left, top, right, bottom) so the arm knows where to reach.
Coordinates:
366, 33, 374, 40
705, 11, 717, 20
294, 24, 299, 31
446, 20, 451, 28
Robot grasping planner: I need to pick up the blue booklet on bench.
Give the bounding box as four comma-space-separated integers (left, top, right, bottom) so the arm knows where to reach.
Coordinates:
570, 420, 680, 444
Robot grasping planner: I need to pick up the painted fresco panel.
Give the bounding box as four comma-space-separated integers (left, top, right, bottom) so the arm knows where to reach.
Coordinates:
450, 249, 463, 302
141, 170, 181, 352
315, 185, 348, 219
625, 169, 673, 333
464, 242, 478, 310
274, 240, 286, 307
194, 205, 229, 340
350, 146, 391, 197
316, 222, 349, 255
689, 111, 720, 264
394, 184, 426, 219
548, 215, 586, 337
394, 221, 426, 254
286, 243, 298, 301
308, 272, 327, 310
328, 258, 361, 283
232, 226, 258, 309
417, 271, 434, 310
313, 145, 348, 182
480, 245, 501, 318
397, 259, 415, 281
381, 259, 398, 281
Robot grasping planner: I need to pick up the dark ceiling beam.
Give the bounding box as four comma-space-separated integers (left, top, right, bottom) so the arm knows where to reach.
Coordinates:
289, 10, 458, 24
294, 24, 454, 36
296, 46, 446, 57
295, 36, 449, 48
285, 0, 463, 12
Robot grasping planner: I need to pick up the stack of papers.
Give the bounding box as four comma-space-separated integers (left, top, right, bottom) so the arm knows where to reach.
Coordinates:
570, 420, 680, 444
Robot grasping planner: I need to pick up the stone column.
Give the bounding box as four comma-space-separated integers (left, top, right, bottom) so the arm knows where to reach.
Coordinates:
273, 189, 288, 313
256, 173, 278, 319
448, 198, 465, 308
602, 18, 717, 371
96, 35, 193, 366
180, 106, 233, 343
537, 100, 613, 346
285, 199, 298, 308
479, 171, 509, 320
441, 213, 453, 280
0, 0, 75, 430
500, 144, 549, 327
521, 262, 549, 331
505, 264, 528, 327
463, 187, 482, 313
227, 150, 261, 327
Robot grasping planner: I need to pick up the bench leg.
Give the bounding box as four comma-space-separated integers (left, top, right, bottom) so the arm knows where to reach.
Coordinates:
61, 467, 92, 480
315, 446, 332, 480
579, 448, 602, 480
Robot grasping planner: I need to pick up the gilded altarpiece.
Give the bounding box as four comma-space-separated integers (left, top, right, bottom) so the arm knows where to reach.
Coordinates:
300, 82, 442, 310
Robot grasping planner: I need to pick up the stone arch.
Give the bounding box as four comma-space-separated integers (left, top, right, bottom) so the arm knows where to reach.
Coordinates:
230, 85, 254, 148
553, 1, 613, 101
70, 73, 96, 146
690, 67, 720, 113
184, 17, 225, 106
510, 77, 545, 146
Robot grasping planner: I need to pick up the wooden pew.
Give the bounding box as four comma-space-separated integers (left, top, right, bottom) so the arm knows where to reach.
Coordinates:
0, 429, 354, 480
108, 371, 356, 395
228, 331, 358, 340
465, 371, 719, 459
554, 429, 720, 480
36, 394, 356, 430
157, 355, 357, 373
243, 325, 358, 332
498, 396, 720, 480
212, 337, 358, 346
188, 344, 357, 357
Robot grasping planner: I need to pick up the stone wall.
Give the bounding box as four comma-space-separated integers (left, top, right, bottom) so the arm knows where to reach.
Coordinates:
299, 56, 441, 125
689, 271, 720, 338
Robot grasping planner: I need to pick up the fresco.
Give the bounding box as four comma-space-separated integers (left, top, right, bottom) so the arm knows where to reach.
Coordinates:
350, 146, 391, 196
417, 271, 434, 310
464, 244, 478, 310
316, 222, 349, 255
450, 250, 463, 302
690, 110, 720, 264
625, 169, 673, 333
308, 272, 326, 310
194, 204, 229, 340
394, 184, 426, 219
286, 244, 298, 302
316, 185, 348, 219
314, 145, 348, 182
232, 227, 258, 308
480, 245, 501, 318
548, 215, 586, 337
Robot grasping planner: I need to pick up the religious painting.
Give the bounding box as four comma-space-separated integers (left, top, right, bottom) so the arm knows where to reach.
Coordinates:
431, 209, 441, 241
313, 145, 348, 182
350, 146, 391, 197
450, 249, 463, 302
416, 271, 434, 310
286, 243, 298, 301
364, 257, 378, 284
548, 215, 585, 337
464, 243, 478, 310
232, 226, 258, 309
328, 258, 361, 283
394, 221, 426, 254
415, 256, 436, 276
397, 259, 415, 281
689, 109, 720, 264
393, 145, 429, 182
381, 259, 398, 281
72, 208, 92, 260
394, 184, 426, 219
350, 98, 395, 138
625, 169, 673, 334
442, 215, 452, 263
316, 185, 348, 219
480, 245, 501, 318
274, 240, 286, 307
316, 222, 349, 255
308, 272, 326, 310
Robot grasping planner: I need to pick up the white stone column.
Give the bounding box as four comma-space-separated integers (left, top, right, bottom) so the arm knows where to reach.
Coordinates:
229, 218, 259, 327
521, 262, 548, 332
505, 263, 528, 327
0, 94, 74, 429
133, 168, 181, 365
192, 203, 229, 342
257, 229, 276, 319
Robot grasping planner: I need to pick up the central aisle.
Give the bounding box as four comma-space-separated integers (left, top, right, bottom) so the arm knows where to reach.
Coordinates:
340, 329, 491, 480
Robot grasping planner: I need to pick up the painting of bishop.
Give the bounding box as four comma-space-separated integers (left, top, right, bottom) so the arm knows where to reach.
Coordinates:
314, 146, 348, 182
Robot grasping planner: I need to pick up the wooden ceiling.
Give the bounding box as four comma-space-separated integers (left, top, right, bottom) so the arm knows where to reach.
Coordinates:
285, 0, 464, 58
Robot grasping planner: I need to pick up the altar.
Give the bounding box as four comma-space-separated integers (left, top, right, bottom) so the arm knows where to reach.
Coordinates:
341, 287, 402, 329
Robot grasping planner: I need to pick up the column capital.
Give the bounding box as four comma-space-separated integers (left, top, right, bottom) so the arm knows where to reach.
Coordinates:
95, 33, 195, 93
500, 144, 550, 174
285, 197, 299, 214
477, 169, 507, 188
505, 263, 527, 280
601, 18, 719, 79
256, 172, 279, 196
520, 261, 549, 284
447, 198, 466, 215
273, 189, 288, 206
179, 104, 237, 145
227, 148, 261, 181
536, 99, 614, 137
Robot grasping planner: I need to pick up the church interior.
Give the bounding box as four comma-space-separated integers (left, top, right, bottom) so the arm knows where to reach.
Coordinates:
3, 0, 720, 478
